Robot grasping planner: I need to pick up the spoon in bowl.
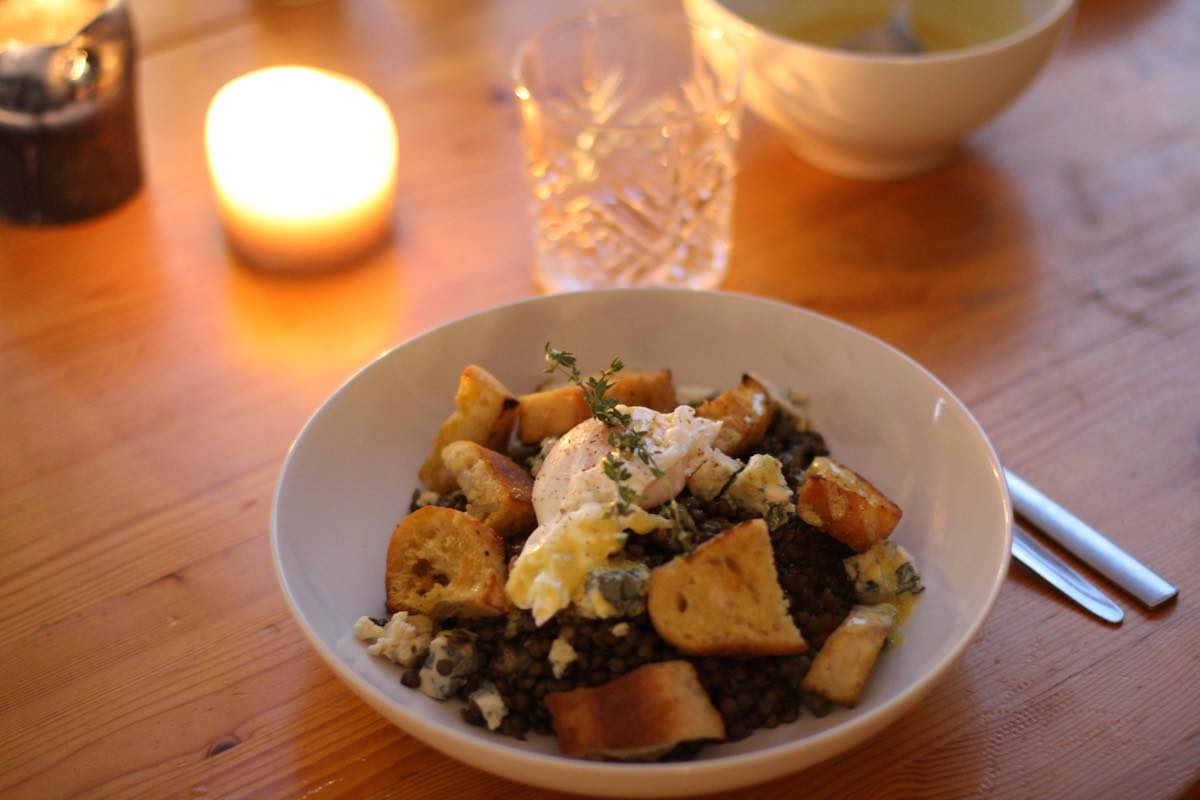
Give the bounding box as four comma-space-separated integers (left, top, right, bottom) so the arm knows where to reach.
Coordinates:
841, 0, 923, 54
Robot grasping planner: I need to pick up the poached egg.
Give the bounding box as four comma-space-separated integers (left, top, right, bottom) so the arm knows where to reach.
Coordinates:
506, 405, 721, 624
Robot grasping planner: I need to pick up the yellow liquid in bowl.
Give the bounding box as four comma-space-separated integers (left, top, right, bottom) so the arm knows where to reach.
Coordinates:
744, 0, 1031, 53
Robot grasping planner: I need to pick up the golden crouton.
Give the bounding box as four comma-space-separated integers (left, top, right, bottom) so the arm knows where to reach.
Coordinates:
517, 369, 677, 444
545, 661, 725, 760
385, 506, 509, 620
606, 368, 678, 411
515, 384, 589, 444
685, 450, 743, 502
801, 603, 897, 707
419, 365, 519, 494
696, 375, 776, 457
796, 457, 902, 552
441, 441, 536, 539
647, 519, 807, 656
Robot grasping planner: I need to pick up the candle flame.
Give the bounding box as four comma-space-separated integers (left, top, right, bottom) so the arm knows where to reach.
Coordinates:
205, 66, 398, 224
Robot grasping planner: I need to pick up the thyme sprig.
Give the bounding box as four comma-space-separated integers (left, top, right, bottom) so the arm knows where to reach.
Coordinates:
544, 345, 629, 428
544, 344, 666, 516
659, 497, 696, 553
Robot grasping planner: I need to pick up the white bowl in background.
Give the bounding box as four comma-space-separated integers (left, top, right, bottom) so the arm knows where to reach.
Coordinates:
685, 0, 1075, 179
272, 289, 1011, 797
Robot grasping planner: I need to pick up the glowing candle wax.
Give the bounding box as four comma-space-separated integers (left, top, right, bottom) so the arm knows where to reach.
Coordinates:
204, 66, 398, 271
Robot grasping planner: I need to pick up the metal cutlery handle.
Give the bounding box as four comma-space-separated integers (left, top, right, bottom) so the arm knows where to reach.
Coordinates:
1005, 469, 1178, 609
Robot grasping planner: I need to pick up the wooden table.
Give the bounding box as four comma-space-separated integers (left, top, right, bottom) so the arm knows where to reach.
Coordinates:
2, 1, 1197, 797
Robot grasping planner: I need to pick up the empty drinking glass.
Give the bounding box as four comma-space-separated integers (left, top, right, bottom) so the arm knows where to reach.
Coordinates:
513, 10, 743, 292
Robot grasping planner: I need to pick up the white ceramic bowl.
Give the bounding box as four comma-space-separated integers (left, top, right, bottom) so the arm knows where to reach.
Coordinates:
272, 289, 1011, 797
684, 0, 1075, 179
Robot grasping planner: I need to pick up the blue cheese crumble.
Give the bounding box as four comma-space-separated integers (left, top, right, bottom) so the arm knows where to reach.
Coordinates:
576, 562, 651, 618
418, 630, 480, 700
725, 454, 795, 530
548, 637, 578, 678
354, 611, 434, 667
468, 681, 508, 730
843, 541, 924, 603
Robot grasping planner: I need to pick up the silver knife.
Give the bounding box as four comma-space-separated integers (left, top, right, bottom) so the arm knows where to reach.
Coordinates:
1011, 526, 1124, 624
1005, 469, 1178, 609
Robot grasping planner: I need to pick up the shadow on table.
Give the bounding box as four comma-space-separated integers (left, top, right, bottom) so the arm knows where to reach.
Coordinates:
1068, 0, 1172, 52
726, 135, 1040, 351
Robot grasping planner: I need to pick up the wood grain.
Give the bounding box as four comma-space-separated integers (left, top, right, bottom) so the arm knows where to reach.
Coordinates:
2, 0, 1198, 798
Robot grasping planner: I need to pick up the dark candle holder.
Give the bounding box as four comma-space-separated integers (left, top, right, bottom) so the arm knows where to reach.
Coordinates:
0, 0, 142, 225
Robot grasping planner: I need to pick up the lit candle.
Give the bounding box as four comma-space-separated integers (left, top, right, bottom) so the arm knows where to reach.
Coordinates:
204, 66, 399, 272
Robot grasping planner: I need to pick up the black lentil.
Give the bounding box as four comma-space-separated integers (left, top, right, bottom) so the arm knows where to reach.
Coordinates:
408, 488, 467, 513
388, 408, 859, 758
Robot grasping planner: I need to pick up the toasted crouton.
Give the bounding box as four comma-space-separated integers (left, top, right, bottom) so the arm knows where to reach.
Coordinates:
647, 519, 807, 656
801, 603, 897, 706
685, 450, 743, 502
607, 368, 678, 411
517, 369, 677, 444
515, 385, 589, 444
545, 661, 725, 760
796, 457, 902, 552
746, 372, 812, 426
441, 441, 535, 539
696, 375, 776, 457
419, 365, 519, 494
386, 506, 509, 620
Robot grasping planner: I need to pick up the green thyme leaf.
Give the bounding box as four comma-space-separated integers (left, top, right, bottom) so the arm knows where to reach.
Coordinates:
546, 344, 674, 520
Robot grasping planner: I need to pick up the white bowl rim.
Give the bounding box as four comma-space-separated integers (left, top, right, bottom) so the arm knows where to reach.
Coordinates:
270, 288, 1013, 788
697, 0, 1076, 65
